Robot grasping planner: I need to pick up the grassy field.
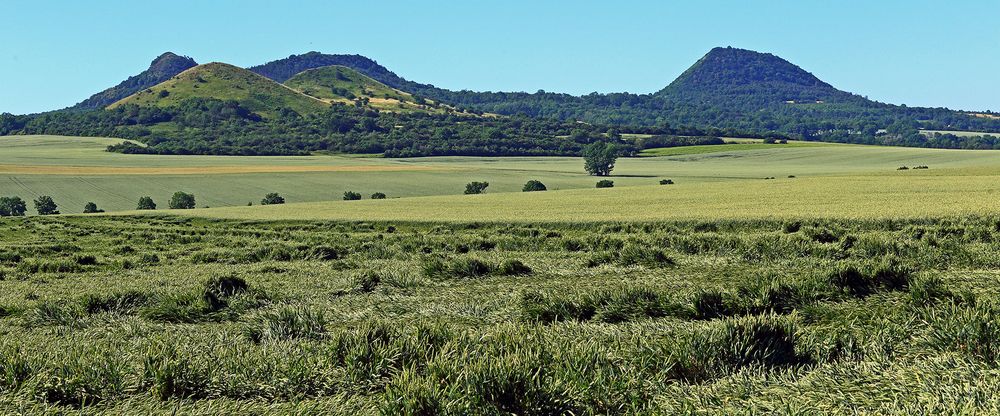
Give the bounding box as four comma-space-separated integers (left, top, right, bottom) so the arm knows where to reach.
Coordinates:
2, 215, 1000, 414
5, 135, 1000, 216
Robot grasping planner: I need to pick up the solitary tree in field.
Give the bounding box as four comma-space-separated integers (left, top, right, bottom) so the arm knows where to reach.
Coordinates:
0, 196, 27, 217
522, 180, 547, 192
83, 202, 104, 213
464, 182, 489, 195
583, 142, 620, 176
34, 196, 59, 215
344, 191, 362, 201
370, 192, 387, 199
261, 193, 285, 205
169, 192, 196, 209
136, 196, 156, 210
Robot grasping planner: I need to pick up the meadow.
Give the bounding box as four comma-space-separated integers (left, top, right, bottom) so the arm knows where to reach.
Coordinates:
2, 215, 1000, 414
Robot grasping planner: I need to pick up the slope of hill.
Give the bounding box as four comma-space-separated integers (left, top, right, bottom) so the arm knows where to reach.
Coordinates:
71, 52, 197, 110
109, 63, 329, 118
283, 66, 451, 113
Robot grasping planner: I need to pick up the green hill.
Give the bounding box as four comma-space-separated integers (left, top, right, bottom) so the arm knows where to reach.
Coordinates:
109, 63, 329, 118
285, 65, 456, 113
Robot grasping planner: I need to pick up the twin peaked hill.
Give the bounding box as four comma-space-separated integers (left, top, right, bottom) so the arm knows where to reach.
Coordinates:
106, 61, 447, 118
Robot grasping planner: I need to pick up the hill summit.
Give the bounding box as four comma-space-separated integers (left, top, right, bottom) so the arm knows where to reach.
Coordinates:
657, 46, 858, 106
71, 52, 197, 110
109, 62, 329, 118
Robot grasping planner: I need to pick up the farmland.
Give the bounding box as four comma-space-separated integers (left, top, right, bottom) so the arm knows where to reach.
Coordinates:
4, 135, 1000, 215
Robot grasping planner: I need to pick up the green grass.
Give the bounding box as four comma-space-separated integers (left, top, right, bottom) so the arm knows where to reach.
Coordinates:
5, 134, 1000, 216
109, 63, 329, 117
1, 215, 1000, 413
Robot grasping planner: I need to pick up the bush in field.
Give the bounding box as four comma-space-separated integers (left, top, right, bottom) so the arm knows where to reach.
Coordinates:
464, 181, 489, 194
659, 179, 674, 185
497, 259, 532, 276
83, 202, 104, 214
260, 193, 285, 205
0, 196, 27, 217
34, 196, 59, 215
522, 180, 547, 192
245, 306, 327, 343
136, 196, 156, 210
168, 192, 196, 209
595, 180, 614, 188
371, 192, 387, 199
343, 191, 362, 200
202, 275, 249, 310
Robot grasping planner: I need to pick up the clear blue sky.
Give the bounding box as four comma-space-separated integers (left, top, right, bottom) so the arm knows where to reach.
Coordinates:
2, 0, 998, 114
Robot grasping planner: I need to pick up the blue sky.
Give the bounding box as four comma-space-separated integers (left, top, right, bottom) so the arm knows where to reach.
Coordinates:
2, 0, 998, 114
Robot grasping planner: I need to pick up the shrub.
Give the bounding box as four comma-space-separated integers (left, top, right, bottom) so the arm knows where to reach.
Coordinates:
203, 275, 249, 310
464, 181, 489, 194
371, 192, 387, 199
168, 192, 196, 209
34, 196, 59, 215
260, 193, 285, 205
136, 196, 156, 210
618, 244, 675, 267
80, 291, 150, 314
73, 254, 97, 265
26, 301, 85, 327
594, 288, 682, 323
520, 291, 596, 323
309, 245, 340, 260
659, 179, 674, 185
245, 306, 327, 343
343, 191, 362, 200
828, 260, 913, 297
82, 202, 103, 214
595, 180, 614, 188
353, 270, 381, 293
692, 289, 736, 319
496, 259, 532, 276
666, 315, 801, 382
0, 196, 27, 217
522, 180, 547, 192
423, 257, 493, 279
783, 221, 802, 233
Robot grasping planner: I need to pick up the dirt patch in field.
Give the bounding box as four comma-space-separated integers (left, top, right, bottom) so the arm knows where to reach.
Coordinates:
0, 164, 450, 175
